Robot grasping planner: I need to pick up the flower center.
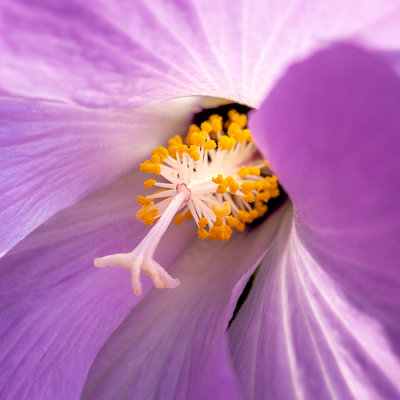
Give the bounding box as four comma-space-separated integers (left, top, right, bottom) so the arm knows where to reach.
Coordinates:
94, 108, 280, 295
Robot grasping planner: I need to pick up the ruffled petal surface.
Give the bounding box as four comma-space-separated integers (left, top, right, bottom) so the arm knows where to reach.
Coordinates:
1, 0, 398, 108
81, 204, 290, 400
0, 96, 203, 255
230, 44, 400, 399
0, 171, 195, 400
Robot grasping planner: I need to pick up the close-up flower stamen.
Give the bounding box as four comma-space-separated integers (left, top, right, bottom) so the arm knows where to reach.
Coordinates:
94, 108, 281, 295
2, 2, 400, 398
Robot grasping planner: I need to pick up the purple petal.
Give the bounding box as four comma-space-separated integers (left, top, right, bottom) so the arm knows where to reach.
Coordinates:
0, 171, 195, 400
235, 43, 400, 398
251, 43, 400, 328
228, 212, 400, 399
81, 204, 290, 400
0, 97, 203, 255
1, 1, 398, 107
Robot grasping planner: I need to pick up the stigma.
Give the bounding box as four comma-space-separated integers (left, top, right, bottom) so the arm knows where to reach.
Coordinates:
94, 109, 280, 295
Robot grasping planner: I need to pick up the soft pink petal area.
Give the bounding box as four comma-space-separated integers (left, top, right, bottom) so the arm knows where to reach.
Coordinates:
0, 170, 195, 400
355, 9, 400, 77
81, 204, 290, 400
251, 45, 400, 342
228, 213, 400, 400
1, 1, 399, 108
0, 96, 204, 256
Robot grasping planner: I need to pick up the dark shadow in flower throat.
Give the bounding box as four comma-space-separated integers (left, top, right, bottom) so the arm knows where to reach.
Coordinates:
193, 103, 288, 328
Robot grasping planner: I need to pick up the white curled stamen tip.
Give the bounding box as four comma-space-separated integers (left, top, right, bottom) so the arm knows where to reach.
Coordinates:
93, 253, 131, 270
93, 252, 179, 295
93, 258, 105, 268
143, 260, 181, 291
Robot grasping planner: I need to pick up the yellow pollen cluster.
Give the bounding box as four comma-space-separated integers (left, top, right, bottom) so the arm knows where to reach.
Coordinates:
174, 210, 192, 226
225, 109, 247, 130
95, 107, 283, 297
136, 108, 280, 243
140, 160, 161, 175
197, 202, 233, 242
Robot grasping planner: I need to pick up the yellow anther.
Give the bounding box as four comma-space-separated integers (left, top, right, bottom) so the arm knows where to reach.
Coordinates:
211, 201, 231, 218
227, 122, 241, 138
209, 114, 223, 132
226, 215, 239, 227
174, 214, 185, 226
243, 193, 255, 203
151, 154, 162, 164
208, 228, 218, 241
188, 145, 200, 161
228, 109, 238, 119
189, 124, 200, 134
222, 225, 233, 241
200, 121, 213, 133
184, 210, 192, 219
136, 195, 153, 206
136, 205, 158, 226
218, 135, 236, 151
198, 217, 208, 229
152, 146, 169, 159
213, 216, 224, 227
236, 221, 246, 232
250, 209, 259, 220
264, 160, 270, 167
237, 166, 249, 179
204, 140, 217, 151
227, 137, 236, 150
215, 225, 231, 242
247, 167, 260, 176
168, 135, 183, 146
228, 109, 247, 128
168, 143, 189, 158
260, 179, 272, 190
256, 192, 271, 202
235, 128, 251, 143
185, 124, 200, 145
212, 174, 224, 184
140, 160, 161, 175
197, 228, 209, 240
255, 201, 268, 215
254, 181, 265, 192
238, 210, 252, 223
216, 183, 228, 194
226, 176, 239, 194
240, 181, 255, 193
191, 131, 207, 146
271, 188, 280, 197
144, 179, 156, 189
208, 226, 221, 241
218, 135, 229, 150
209, 222, 232, 242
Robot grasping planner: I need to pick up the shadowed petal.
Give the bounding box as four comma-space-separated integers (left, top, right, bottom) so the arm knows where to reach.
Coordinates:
0, 171, 195, 400
234, 43, 400, 399
0, 96, 204, 255
81, 204, 290, 400
1, 0, 398, 108
251, 43, 400, 331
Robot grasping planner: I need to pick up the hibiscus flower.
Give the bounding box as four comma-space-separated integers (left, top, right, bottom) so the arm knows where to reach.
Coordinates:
1, 1, 400, 400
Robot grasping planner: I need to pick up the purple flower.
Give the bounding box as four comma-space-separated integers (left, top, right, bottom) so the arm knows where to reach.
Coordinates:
1, 1, 400, 400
